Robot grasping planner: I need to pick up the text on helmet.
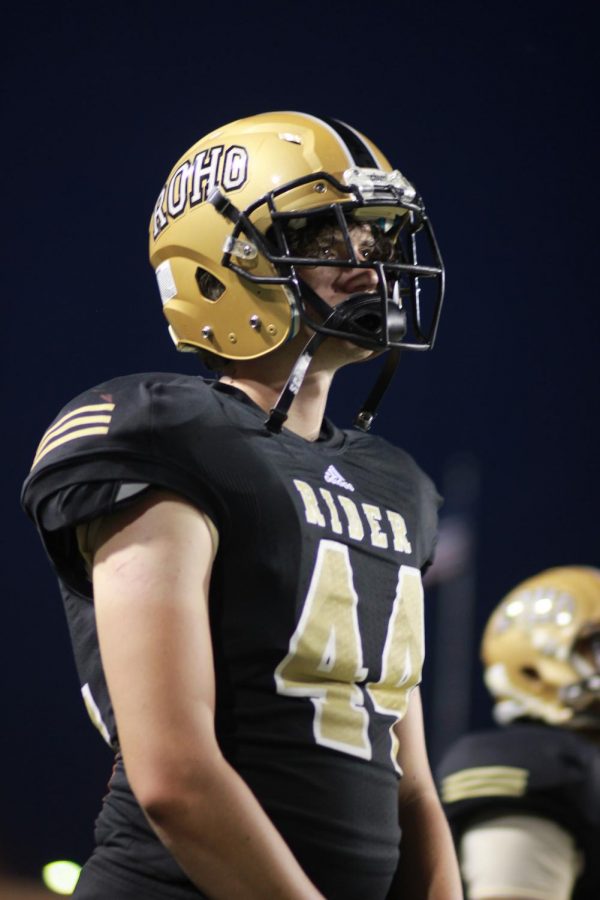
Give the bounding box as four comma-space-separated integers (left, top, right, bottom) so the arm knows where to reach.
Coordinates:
152, 144, 249, 239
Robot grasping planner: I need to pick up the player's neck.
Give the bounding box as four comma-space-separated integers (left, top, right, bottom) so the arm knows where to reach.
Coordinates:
218, 358, 334, 442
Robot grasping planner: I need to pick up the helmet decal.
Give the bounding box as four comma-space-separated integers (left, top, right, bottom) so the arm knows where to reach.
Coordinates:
152, 144, 249, 239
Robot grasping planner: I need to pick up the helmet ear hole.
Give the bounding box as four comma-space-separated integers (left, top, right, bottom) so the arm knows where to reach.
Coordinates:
521, 666, 541, 682
196, 267, 225, 301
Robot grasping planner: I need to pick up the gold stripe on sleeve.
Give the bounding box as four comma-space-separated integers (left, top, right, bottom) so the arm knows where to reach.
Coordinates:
441, 765, 528, 803
31, 403, 116, 469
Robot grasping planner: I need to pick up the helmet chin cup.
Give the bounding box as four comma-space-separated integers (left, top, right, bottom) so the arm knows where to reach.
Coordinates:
386, 302, 408, 342
326, 293, 407, 346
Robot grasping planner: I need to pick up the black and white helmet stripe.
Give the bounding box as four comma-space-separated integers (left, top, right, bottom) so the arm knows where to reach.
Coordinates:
282, 111, 382, 170
319, 115, 382, 169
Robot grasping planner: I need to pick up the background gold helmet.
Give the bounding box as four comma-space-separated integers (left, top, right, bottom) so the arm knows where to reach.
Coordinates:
482, 566, 600, 728
148, 111, 444, 368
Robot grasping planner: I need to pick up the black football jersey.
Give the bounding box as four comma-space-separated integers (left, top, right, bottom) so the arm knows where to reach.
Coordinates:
436, 722, 600, 900
22, 373, 440, 900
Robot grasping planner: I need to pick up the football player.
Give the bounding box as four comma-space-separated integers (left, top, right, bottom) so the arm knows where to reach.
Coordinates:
22, 112, 461, 899
437, 566, 600, 900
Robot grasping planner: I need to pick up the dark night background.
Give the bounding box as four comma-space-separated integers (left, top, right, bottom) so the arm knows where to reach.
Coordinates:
3, 0, 598, 887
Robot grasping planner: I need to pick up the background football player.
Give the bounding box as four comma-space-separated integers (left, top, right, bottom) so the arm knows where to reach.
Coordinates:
22, 112, 462, 899
437, 565, 600, 900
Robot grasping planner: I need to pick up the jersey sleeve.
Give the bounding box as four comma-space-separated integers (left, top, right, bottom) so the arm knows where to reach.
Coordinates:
412, 459, 442, 573
436, 724, 600, 847
21, 373, 230, 592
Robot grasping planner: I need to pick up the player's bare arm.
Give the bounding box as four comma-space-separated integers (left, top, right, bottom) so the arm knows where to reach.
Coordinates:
90, 489, 324, 900
388, 689, 463, 899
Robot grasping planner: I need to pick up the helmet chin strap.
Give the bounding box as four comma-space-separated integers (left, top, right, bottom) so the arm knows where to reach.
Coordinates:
265, 327, 329, 433
265, 281, 406, 434
353, 347, 402, 432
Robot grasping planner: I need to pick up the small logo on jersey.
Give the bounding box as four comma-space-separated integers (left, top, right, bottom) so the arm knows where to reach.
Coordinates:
324, 465, 354, 492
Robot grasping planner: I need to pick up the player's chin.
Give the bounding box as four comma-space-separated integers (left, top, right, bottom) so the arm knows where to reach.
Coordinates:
347, 343, 384, 364
320, 336, 384, 367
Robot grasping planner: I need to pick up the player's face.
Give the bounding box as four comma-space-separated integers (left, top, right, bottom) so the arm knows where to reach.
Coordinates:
298, 223, 380, 308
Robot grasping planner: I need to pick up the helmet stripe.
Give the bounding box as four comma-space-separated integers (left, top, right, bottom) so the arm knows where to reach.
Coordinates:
282, 111, 380, 169
282, 111, 355, 167
319, 116, 381, 169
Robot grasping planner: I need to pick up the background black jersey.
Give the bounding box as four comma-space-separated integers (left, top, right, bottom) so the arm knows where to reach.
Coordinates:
436, 722, 600, 900
22, 373, 440, 900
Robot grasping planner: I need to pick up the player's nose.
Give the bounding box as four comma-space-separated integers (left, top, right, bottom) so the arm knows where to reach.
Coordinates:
338, 263, 379, 294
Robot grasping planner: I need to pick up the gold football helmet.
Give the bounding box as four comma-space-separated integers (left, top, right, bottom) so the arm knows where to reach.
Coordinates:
148, 111, 444, 430
482, 566, 600, 728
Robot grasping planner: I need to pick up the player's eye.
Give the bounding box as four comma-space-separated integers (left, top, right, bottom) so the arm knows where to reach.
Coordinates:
359, 244, 375, 261
316, 242, 342, 260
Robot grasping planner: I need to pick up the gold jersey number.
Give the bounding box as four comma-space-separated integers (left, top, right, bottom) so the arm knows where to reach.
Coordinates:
275, 539, 424, 767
